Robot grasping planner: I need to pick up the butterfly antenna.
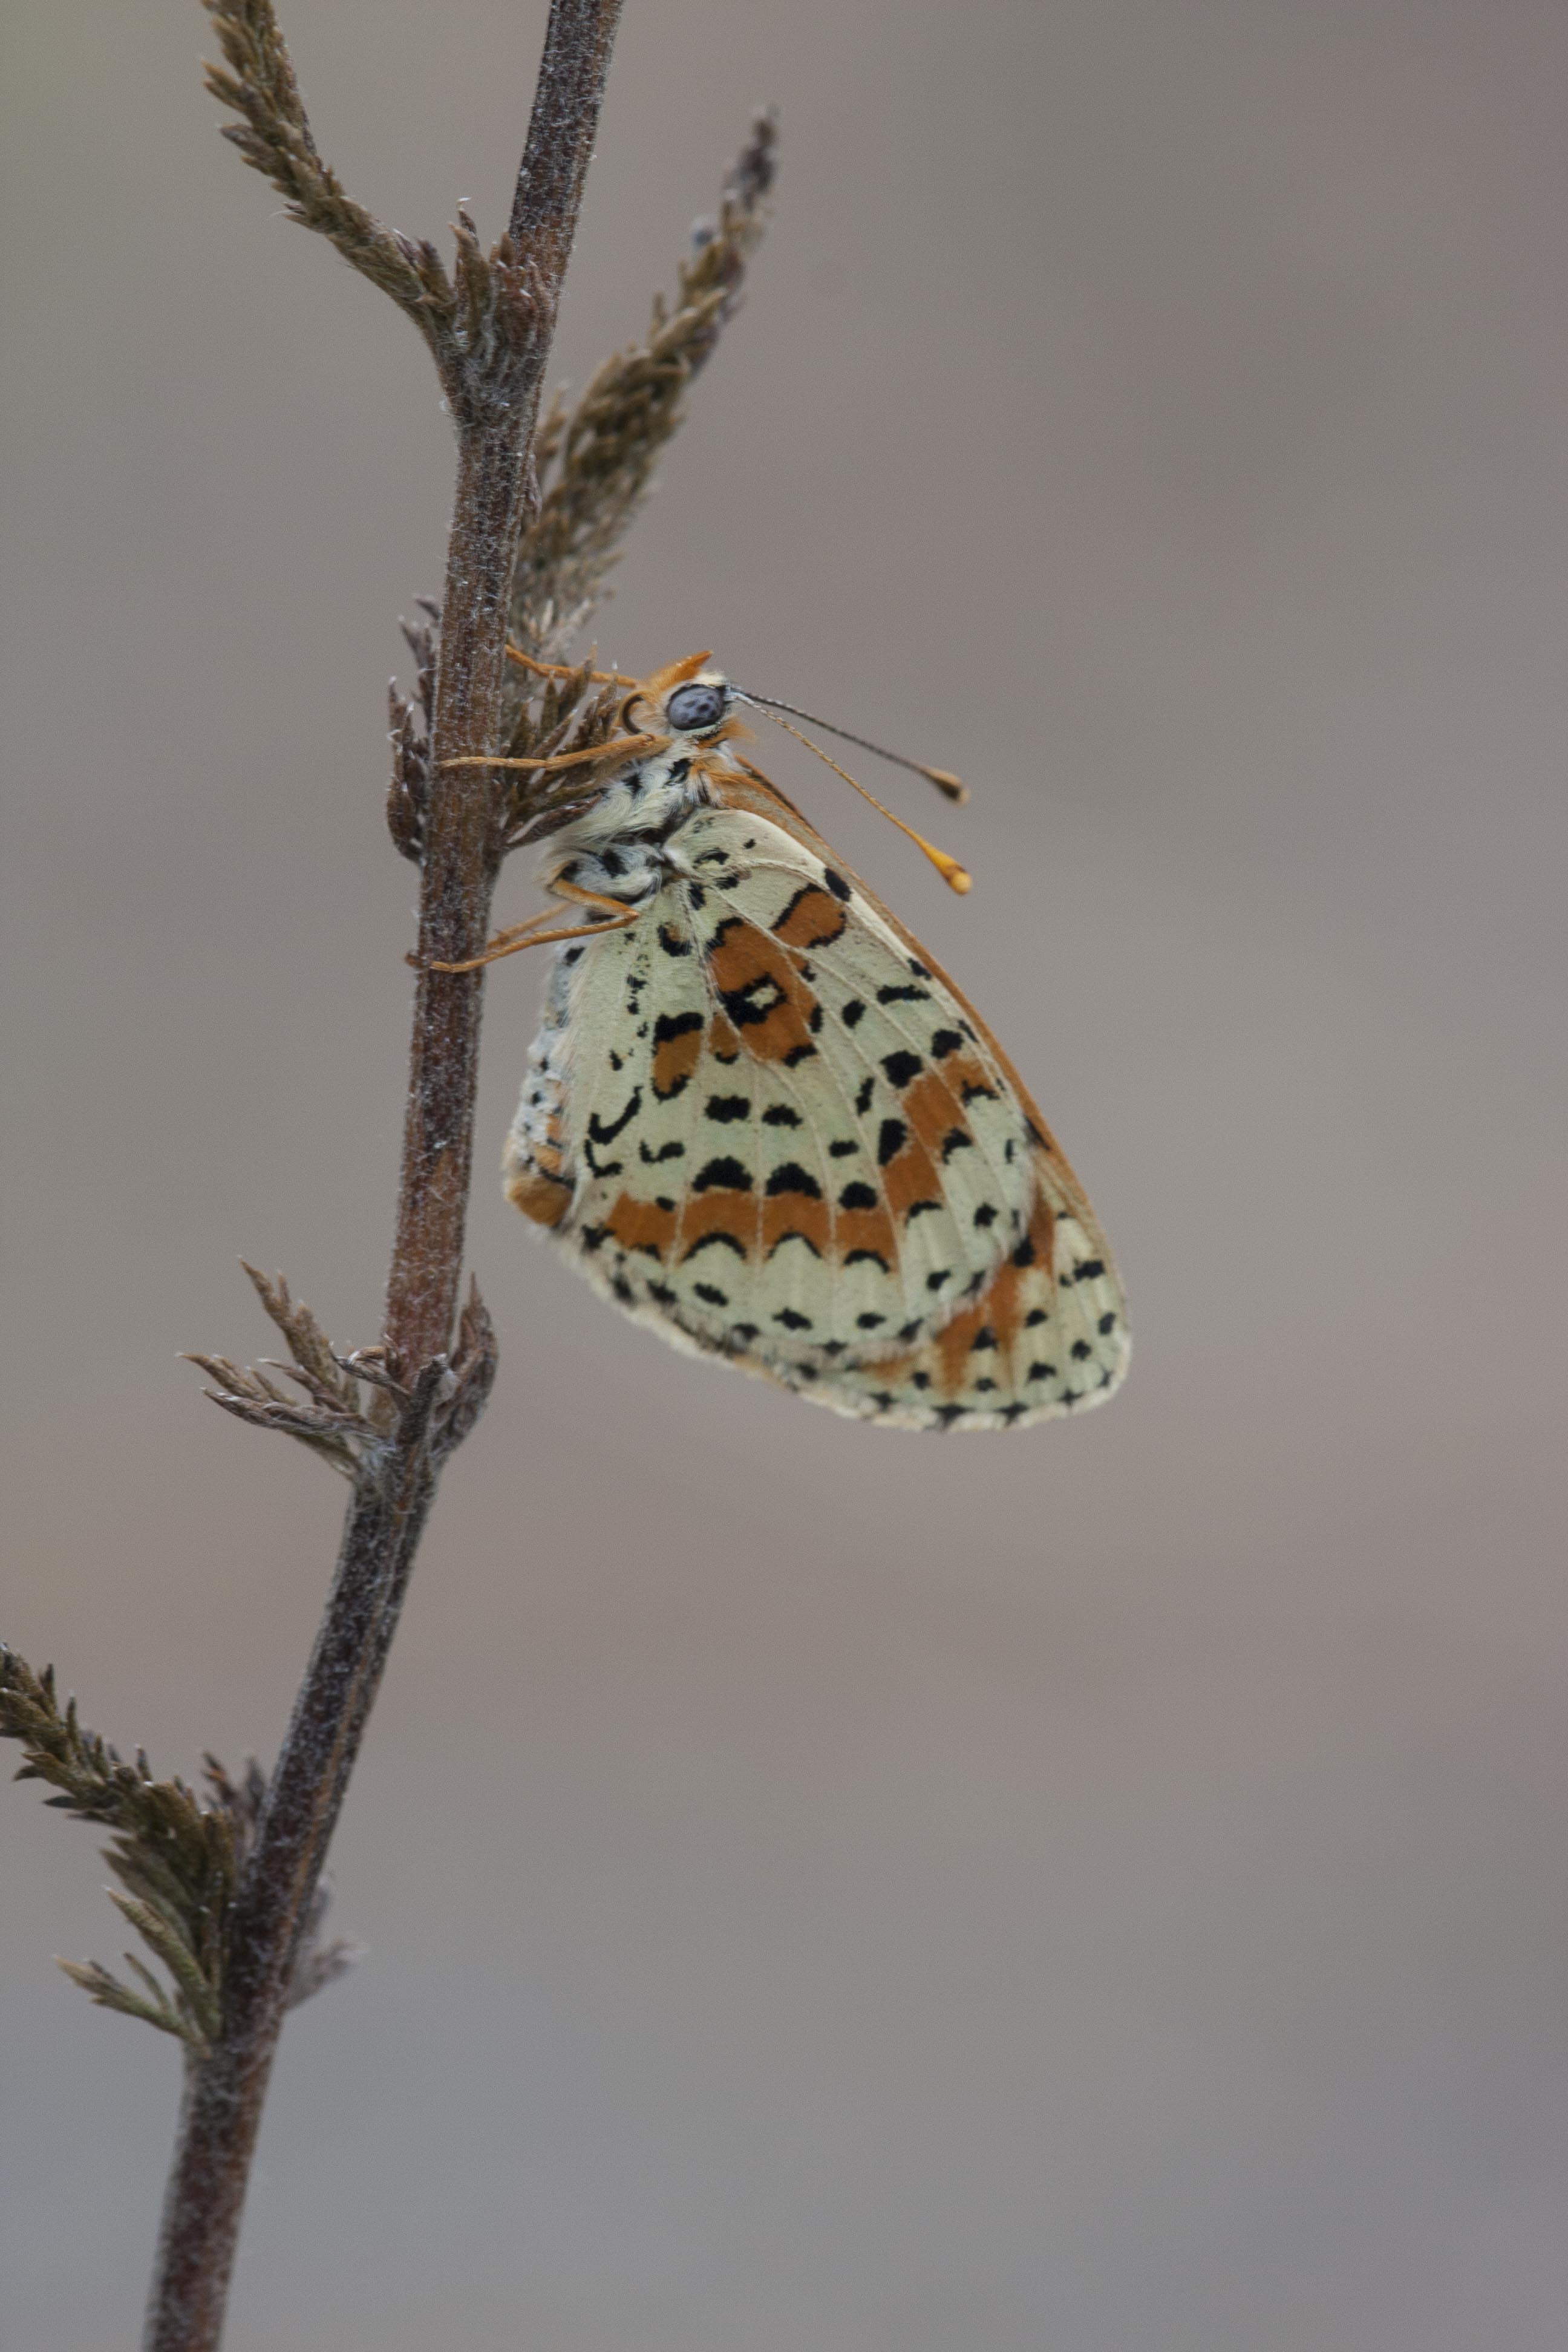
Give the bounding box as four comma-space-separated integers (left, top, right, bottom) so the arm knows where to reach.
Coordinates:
735, 691, 968, 805
743, 704, 972, 894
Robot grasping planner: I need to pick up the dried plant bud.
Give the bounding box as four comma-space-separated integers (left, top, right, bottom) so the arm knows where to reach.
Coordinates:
202, 2, 548, 417
184, 1266, 384, 1476
201, 0, 456, 345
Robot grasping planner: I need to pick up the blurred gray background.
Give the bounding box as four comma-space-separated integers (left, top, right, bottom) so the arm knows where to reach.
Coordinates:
3, 2, 1566, 2346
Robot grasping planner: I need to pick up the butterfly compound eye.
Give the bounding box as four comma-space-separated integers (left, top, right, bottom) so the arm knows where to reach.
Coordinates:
664, 681, 729, 734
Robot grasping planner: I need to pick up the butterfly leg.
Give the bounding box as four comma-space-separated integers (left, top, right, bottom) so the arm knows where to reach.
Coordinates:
419, 886, 642, 974
439, 732, 659, 774
504, 644, 636, 688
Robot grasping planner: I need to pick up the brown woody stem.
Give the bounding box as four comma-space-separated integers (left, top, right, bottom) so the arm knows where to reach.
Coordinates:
142, 5, 624, 2345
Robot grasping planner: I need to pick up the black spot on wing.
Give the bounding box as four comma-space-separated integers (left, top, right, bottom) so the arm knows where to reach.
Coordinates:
765, 1163, 823, 1198
652, 1010, 702, 1045
768, 1228, 822, 1258
683, 1230, 747, 1261
704, 1094, 751, 1123
881, 1050, 923, 1088
762, 1103, 802, 1128
693, 1156, 753, 1193
822, 868, 852, 901
877, 1118, 907, 1166
587, 1089, 642, 1146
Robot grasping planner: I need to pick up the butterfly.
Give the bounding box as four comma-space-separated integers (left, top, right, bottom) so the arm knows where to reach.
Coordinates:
439, 649, 1129, 1430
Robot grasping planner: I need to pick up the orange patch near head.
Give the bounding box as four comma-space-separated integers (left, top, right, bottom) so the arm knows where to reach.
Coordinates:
639, 648, 714, 701
705, 919, 820, 1067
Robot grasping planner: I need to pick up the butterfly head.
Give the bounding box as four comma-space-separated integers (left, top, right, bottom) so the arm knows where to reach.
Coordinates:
621, 650, 738, 748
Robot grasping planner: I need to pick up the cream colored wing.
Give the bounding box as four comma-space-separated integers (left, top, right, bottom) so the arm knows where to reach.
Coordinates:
504, 803, 1128, 1429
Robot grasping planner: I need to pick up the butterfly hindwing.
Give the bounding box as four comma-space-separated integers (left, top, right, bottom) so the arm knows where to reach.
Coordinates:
504, 791, 1128, 1426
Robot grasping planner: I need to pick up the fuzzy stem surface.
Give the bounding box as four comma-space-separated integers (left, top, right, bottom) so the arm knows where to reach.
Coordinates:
142, 7, 624, 2344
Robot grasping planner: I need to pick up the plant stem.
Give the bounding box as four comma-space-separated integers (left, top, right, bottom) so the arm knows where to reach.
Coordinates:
142, 7, 624, 2344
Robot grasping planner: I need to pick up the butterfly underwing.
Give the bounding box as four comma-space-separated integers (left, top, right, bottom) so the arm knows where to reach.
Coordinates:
487, 653, 1129, 1430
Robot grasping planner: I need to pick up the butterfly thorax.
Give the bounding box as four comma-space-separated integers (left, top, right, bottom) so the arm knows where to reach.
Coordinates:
538, 739, 733, 905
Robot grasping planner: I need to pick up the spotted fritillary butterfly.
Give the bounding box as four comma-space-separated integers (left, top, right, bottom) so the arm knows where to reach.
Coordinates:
460, 650, 1129, 1429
